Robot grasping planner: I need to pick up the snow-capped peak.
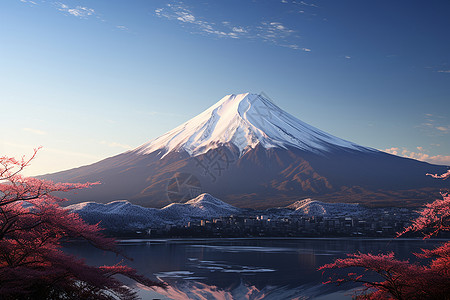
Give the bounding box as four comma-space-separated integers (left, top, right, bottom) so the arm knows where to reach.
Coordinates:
134, 93, 372, 157
184, 193, 237, 210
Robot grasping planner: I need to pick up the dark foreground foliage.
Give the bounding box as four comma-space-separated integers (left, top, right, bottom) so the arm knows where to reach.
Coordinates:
320, 170, 450, 299
0, 149, 165, 299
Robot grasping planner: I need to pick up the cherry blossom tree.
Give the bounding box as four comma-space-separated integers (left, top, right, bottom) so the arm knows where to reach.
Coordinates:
0, 149, 165, 300
319, 170, 450, 299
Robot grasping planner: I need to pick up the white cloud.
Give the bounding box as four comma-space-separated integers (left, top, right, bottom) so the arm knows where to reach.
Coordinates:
383, 147, 399, 155
256, 21, 302, 49
345, 56, 351, 59
436, 126, 450, 133
232, 27, 247, 33
155, 2, 309, 51
20, 0, 37, 5
155, 3, 241, 39
299, 1, 319, 8
382, 147, 450, 166
23, 128, 47, 135
258, 22, 295, 38
116, 25, 128, 31
420, 114, 450, 136
279, 45, 311, 51
437, 70, 450, 73
55, 2, 95, 18
283, 44, 299, 50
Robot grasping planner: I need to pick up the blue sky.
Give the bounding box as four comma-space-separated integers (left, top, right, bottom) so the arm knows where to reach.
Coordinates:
1, 0, 449, 176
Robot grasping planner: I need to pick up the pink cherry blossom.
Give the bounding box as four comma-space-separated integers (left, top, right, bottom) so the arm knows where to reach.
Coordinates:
0, 149, 165, 299
320, 171, 450, 299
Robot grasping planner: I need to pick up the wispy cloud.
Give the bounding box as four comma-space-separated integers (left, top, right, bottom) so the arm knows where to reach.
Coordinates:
20, 0, 37, 5
155, 2, 309, 51
280, 44, 311, 51
427, 63, 450, 74
383, 147, 450, 166
232, 27, 247, 34
23, 128, 47, 135
299, 1, 319, 8
419, 113, 450, 136
18, 1, 128, 30
55, 2, 95, 18
254, 21, 306, 50
257, 22, 295, 43
155, 3, 243, 39
436, 126, 450, 133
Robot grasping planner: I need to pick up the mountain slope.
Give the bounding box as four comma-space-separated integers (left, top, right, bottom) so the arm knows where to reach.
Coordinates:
159, 193, 240, 223
44, 93, 449, 208
68, 194, 371, 232
68, 193, 241, 230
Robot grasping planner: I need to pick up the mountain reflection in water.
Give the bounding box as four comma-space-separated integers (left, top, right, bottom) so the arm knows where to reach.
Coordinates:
64, 238, 441, 299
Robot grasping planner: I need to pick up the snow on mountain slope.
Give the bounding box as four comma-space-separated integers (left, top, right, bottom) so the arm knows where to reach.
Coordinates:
67, 200, 164, 230
287, 198, 364, 217
184, 193, 239, 211
67, 194, 241, 230
134, 93, 373, 157
67, 193, 367, 232
160, 193, 240, 223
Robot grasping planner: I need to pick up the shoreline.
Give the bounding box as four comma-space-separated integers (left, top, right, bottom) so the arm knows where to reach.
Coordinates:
115, 236, 449, 243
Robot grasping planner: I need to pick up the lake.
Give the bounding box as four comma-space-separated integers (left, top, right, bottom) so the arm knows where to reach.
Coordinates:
64, 238, 443, 300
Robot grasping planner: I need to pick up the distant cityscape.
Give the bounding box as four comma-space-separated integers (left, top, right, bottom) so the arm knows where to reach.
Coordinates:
123, 207, 418, 238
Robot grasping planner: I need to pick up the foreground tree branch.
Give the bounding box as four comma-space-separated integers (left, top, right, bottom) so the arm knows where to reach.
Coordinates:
0, 150, 165, 299
319, 170, 450, 300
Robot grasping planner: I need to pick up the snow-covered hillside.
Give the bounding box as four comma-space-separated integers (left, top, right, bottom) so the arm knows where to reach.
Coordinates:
67, 200, 164, 230
134, 93, 373, 157
160, 193, 240, 224
68, 193, 370, 232
67, 193, 241, 230
287, 198, 364, 217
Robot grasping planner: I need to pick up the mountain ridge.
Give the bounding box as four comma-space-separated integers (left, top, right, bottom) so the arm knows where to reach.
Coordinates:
67, 193, 371, 232
43, 92, 449, 208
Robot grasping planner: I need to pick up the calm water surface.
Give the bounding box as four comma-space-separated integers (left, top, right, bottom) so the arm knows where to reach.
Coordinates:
64, 238, 443, 299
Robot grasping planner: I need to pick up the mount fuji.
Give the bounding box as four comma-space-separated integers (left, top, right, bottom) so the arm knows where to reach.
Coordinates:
44, 93, 448, 208
135, 93, 371, 157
